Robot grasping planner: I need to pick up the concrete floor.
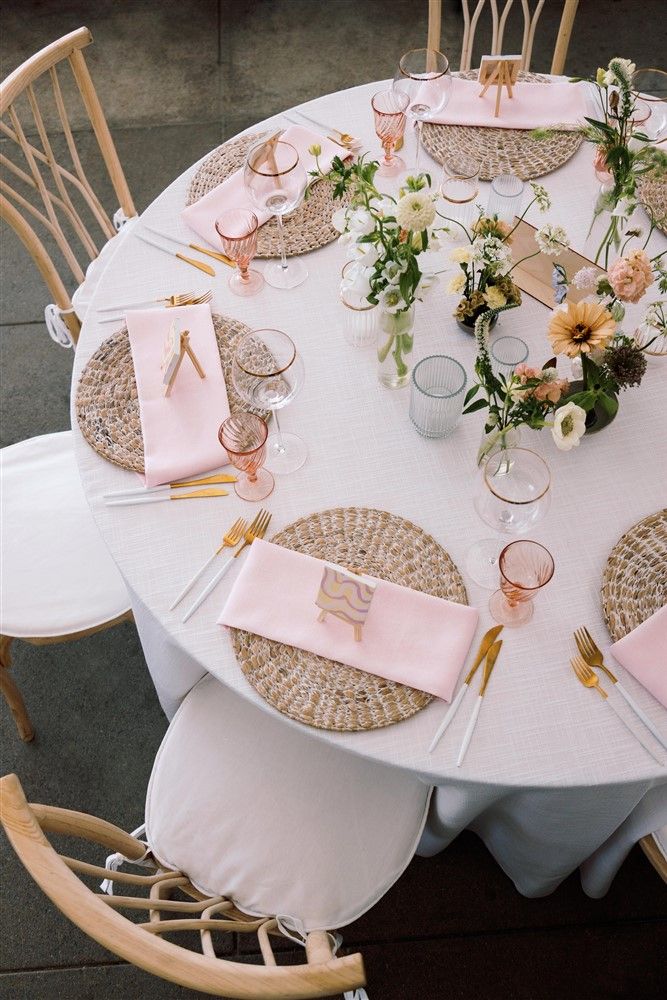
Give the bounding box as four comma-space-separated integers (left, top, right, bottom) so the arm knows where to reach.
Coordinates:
1, 1, 666, 997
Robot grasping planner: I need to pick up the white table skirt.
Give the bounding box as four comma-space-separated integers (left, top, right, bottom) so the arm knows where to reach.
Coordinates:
71, 80, 667, 897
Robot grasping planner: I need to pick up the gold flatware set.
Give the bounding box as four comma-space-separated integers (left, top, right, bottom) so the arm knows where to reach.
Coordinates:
180, 508, 272, 623
571, 626, 666, 761
104, 473, 237, 507
97, 289, 213, 324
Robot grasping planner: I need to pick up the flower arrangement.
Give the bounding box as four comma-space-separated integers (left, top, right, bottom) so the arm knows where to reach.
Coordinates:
311, 153, 444, 386
441, 182, 569, 330
550, 238, 666, 426
550, 57, 667, 265
464, 309, 582, 462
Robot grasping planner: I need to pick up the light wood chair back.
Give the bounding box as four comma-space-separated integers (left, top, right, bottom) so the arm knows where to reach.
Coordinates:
427, 0, 579, 75
0, 27, 136, 345
640, 833, 667, 884
0, 773, 366, 999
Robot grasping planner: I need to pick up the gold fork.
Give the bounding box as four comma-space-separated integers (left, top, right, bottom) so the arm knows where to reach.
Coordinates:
575, 626, 667, 750
169, 517, 247, 611
166, 290, 213, 307
182, 509, 272, 622
571, 655, 664, 764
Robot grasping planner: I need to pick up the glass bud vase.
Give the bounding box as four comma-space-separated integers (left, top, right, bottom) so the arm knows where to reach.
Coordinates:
476, 424, 522, 467
377, 305, 415, 389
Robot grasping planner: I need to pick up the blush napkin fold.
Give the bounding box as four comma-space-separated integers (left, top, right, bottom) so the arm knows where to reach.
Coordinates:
181, 125, 346, 248
421, 77, 589, 130
218, 538, 479, 702
126, 303, 230, 488
610, 604, 667, 708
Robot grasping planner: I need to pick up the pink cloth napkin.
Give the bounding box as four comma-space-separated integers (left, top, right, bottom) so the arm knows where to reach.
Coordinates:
421, 76, 589, 130
610, 604, 667, 708
126, 303, 230, 487
181, 125, 346, 248
219, 539, 479, 702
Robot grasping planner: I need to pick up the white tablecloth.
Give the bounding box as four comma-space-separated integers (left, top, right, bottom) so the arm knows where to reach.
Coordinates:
71, 80, 667, 897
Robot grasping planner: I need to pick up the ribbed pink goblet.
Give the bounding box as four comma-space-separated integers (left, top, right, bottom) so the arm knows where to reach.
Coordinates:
371, 90, 409, 177
489, 540, 555, 627
215, 209, 264, 297
219, 412, 274, 501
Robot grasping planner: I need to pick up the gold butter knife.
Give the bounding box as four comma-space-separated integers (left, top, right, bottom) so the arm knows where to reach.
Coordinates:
104, 473, 237, 500
457, 639, 503, 767
429, 624, 503, 753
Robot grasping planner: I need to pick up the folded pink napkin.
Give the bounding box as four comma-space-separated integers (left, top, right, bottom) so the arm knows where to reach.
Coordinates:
219, 539, 479, 701
181, 125, 346, 248
610, 604, 667, 708
421, 76, 589, 130
126, 303, 230, 487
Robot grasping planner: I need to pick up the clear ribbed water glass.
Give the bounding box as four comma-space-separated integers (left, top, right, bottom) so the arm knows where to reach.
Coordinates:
409, 355, 467, 438
486, 173, 524, 223
490, 336, 528, 379
339, 262, 378, 348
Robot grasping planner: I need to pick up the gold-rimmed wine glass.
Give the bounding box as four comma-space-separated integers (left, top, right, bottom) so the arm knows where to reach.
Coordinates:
243, 139, 308, 289
631, 68, 667, 143
466, 448, 551, 589
231, 328, 307, 474
393, 48, 451, 172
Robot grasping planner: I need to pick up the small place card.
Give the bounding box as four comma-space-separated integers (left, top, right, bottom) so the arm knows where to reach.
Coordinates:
478, 55, 522, 118
161, 321, 206, 397
315, 563, 377, 642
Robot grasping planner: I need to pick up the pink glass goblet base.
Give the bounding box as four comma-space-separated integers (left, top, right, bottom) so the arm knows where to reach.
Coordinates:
376, 151, 407, 177
228, 268, 265, 297
489, 588, 534, 627
235, 467, 274, 502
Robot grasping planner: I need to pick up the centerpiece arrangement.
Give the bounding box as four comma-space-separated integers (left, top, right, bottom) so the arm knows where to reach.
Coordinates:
441, 182, 569, 332
536, 57, 667, 265
548, 235, 666, 431
310, 152, 443, 388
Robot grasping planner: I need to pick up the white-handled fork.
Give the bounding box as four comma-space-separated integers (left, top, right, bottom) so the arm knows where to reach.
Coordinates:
169, 517, 247, 611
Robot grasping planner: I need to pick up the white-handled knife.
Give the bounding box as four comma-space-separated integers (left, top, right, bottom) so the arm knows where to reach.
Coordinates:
181, 555, 236, 623
429, 624, 503, 753
106, 487, 229, 507
456, 639, 503, 767
134, 231, 216, 277
143, 224, 235, 267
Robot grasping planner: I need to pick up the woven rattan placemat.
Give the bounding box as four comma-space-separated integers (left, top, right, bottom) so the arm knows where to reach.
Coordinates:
186, 132, 351, 258
230, 507, 469, 731
420, 71, 583, 181
75, 313, 268, 473
639, 172, 667, 235
601, 509, 667, 642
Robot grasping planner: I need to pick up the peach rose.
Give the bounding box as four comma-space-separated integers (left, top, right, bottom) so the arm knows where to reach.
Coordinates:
608, 249, 654, 304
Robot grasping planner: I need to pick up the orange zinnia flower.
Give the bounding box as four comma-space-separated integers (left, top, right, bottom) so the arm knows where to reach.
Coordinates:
548, 301, 616, 358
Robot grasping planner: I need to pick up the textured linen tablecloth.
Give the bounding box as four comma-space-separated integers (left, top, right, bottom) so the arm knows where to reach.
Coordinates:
71, 80, 667, 899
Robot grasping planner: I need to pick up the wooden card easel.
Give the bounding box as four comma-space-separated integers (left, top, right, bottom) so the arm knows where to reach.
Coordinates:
478, 55, 522, 119
162, 322, 206, 397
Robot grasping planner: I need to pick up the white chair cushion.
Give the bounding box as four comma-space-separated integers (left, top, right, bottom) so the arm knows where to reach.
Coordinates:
0, 432, 130, 637
146, 674, 431, 931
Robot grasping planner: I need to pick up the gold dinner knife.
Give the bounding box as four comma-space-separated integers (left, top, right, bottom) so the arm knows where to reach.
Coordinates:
134, 231, 215, 277
143, 225, 235, 267
106, 487, 229, 507
456, 639, 503, 767
429, 624, 503, 752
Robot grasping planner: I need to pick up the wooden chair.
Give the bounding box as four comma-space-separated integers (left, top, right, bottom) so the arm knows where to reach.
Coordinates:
0, 773, 366, 999
1, 28, 134, 742
1, 26, 137, 345
427, 0, 579, 75
640, 830, 667, 884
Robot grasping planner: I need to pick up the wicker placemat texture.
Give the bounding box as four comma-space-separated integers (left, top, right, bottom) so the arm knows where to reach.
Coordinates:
186, 132, 351, 258
75, 313, 268, 473
638, 172, 667, 236
601, 509, 667, 642
231, 507, 469, 731
420, 71, 583, 181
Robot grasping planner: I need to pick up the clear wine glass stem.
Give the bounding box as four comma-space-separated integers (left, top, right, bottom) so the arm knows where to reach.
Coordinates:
415, 121, 422, 172
272, 408, 286, 454
276, 214, 288, 272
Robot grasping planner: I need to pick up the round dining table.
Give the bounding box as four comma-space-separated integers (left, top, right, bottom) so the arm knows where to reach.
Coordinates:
71, 79, 667, 899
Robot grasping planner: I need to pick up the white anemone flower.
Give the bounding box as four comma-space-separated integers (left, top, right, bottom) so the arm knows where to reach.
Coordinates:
535, 224, 570, 256
379, 286, 405, 314
395, 190, 436, 231
551, 402, 587, 451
